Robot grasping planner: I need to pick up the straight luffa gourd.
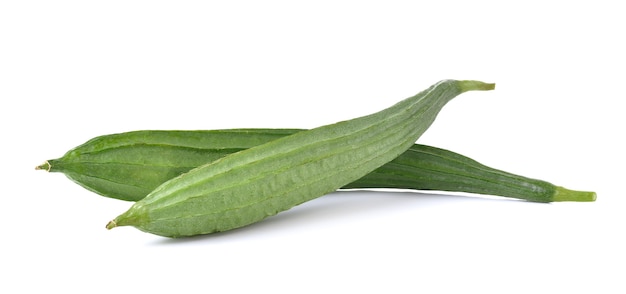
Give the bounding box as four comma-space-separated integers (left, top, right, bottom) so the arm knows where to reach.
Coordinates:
37, 129, 595, 203
105, 80, 495, 237
37, 129, 300, 201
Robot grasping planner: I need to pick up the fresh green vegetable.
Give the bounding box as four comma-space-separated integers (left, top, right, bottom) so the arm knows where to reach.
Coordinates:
104, 80, 495, 237
37, 129, 300, 201
346, 144, 595, 202
37, 130, 595, 203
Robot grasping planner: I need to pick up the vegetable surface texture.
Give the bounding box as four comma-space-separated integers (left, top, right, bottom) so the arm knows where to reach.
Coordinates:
37, 129, 300, 201
106, 80, 495, 237
37, 130, 595, 203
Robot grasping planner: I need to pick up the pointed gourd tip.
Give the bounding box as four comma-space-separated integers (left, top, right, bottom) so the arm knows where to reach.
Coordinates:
35, 161, 51, 172
106, 220, 118, 230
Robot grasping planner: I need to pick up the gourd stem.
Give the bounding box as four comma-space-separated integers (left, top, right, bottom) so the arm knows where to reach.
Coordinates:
106, 220, 117, 230
458, 80, 496, 93
553, 186, 597, 202
35, 161, 51, 172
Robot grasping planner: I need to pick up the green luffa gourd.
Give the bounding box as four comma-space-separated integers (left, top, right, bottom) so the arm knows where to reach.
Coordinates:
103, 80, 495, 237
38, 130, 594, 204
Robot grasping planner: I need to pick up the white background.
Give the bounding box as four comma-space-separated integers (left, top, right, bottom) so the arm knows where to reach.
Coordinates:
2, 1, 624, 293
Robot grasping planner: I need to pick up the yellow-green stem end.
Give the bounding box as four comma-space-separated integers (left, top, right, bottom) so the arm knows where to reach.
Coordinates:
458, 80, 496, 93
553, 186, 597, 202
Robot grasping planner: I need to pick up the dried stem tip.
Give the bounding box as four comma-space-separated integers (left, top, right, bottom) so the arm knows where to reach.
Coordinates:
106, 220, 117, 230
35, 161, 51, 172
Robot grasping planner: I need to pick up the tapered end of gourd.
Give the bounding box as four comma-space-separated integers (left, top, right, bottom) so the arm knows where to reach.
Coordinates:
35, 161, 51, 172
552, 186, 597, 202
106, 206, 147, 230
457, 80, 496, 93
106, 216, 129, 230
106, 220, 118, 230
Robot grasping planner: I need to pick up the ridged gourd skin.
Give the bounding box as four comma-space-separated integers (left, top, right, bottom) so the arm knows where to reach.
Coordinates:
39, 131, 595, 204
106, 80, 494, 237
38, 129, 300, 201
346, 144, 595, 203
